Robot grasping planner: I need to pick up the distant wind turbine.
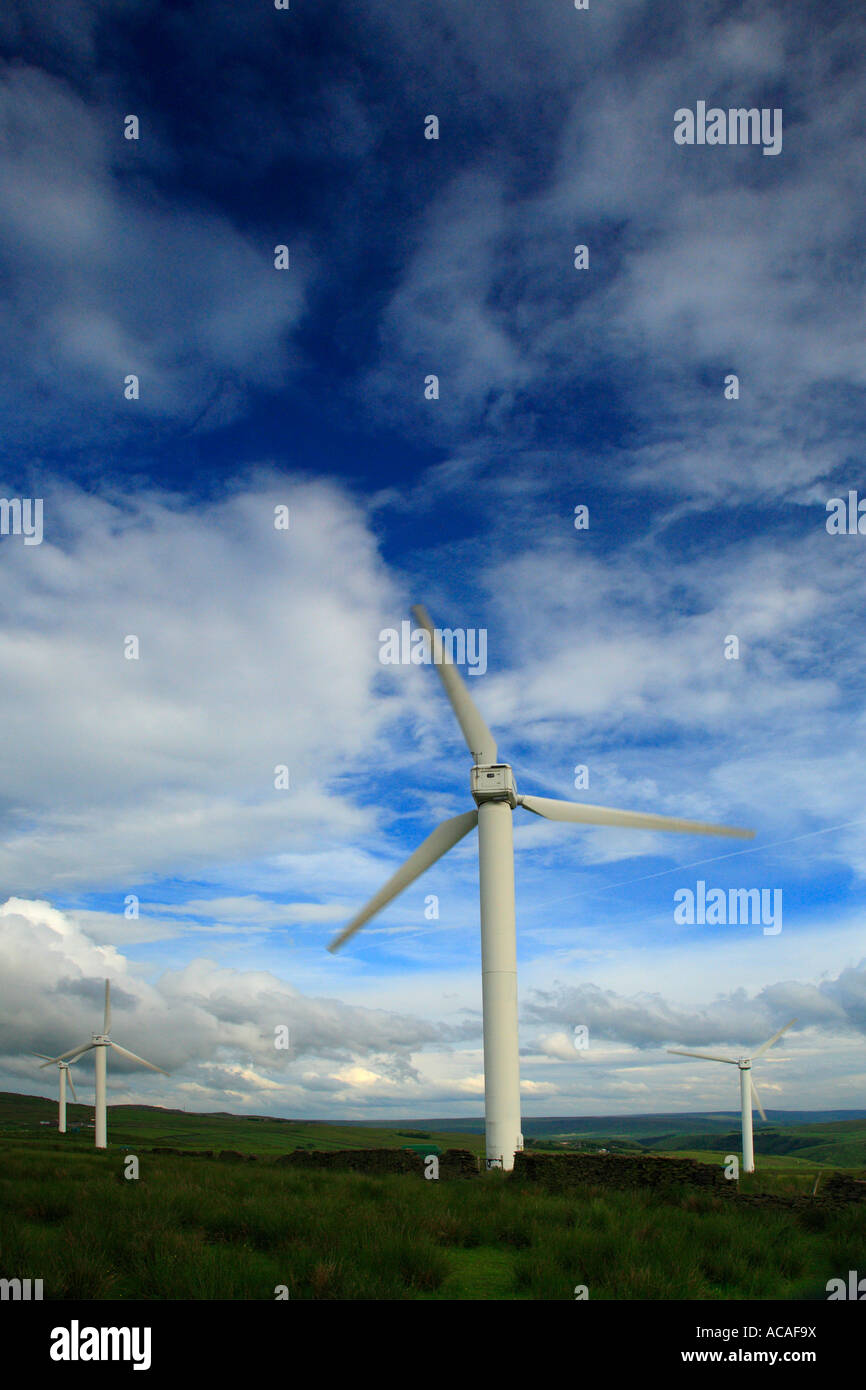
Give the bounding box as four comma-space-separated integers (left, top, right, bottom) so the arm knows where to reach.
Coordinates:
668, 1019, 797, 1172
33, 1054, 79, 1133
328, 603, 755, 1171
41, 980, 167, 1150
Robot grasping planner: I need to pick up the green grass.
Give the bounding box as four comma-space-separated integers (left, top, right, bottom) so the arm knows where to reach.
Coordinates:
0, 1092, 483, 1158
663, 1148, 824, 1173
5, 1091, 864, 1168
1, 1141, 863, 1301
2, 1092, 862, 1301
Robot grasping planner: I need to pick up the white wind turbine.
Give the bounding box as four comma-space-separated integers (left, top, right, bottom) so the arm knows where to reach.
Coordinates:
40, 980, 167, 1150
328, 604, 755, 1171
668, 1019, 797, 1173
33, 1054, 79, 1133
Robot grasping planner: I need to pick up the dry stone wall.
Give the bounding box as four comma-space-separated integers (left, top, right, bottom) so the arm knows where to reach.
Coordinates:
512, 1151, 726, 1191
275, 1147, 479, 1178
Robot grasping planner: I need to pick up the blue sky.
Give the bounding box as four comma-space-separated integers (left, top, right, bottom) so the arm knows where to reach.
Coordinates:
1, 0, 866, 1122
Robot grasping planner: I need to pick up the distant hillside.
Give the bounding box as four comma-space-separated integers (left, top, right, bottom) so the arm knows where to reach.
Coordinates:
2, 1091, 864, 1167
5, 1092, 866, 1136
394, 1111, 866, 1138
0, 1091, 484, 1157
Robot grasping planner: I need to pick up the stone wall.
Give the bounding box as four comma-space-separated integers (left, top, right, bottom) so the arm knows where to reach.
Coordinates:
512, 1150, 726, 1191
150, 1147, 214, 1158
820, 1172, 866, 1202
439, 1148, 480, 1179
275, 1147, 479, 1178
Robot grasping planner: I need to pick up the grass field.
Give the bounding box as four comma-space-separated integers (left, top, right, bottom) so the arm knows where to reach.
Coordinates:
0, 1092, 485, 1158
2, 1093, 864, 1300
5, 1091, 866, 1167
0, 1140, 862, 1301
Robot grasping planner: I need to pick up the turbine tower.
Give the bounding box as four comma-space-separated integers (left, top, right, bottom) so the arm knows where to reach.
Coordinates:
668, 1019, 797, 1172
329, 603, 755, 1171
33, 1054, 79, 1133
41, 980, 166, 1150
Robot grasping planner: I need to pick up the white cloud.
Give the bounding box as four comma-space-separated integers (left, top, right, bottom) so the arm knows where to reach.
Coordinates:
0, 474, 407, 891
361, 6, 866, 502
0, 899, 441, 1109
6, 892, 865, 1118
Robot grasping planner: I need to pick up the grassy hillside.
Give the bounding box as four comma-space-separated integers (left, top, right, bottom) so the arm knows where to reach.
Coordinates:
410, 1111, 866, 1137
0, 1140, 862, 1300
3, 1089, 861, 1167
645, 1119, 866, 1169
3, 1092, 863, 1300
0, 1092, 484, 1158
4, 1091, 865, 1167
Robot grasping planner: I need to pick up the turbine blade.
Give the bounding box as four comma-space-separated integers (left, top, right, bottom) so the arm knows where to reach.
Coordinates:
40, 1042, 95, 1066
109, 1040, 167, 1074
328, 809, 479, 952
32, 1053, 56, 1061
753, 1018, 797, 1057
410, 605, 497, 765
519, 795, 754, 839
104, 979, 111, 1035
667, 1049, 739, 1064
67, 1073, 79, 1104
750, 1075, 767, 1122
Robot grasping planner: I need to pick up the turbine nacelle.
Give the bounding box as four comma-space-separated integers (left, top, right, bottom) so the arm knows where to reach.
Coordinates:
471, 764, 519, 808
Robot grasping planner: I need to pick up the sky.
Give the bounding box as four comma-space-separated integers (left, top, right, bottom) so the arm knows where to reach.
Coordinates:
1, 0, 865, 1124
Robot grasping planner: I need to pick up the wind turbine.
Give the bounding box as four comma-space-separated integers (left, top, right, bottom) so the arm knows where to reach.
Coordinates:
33, 1054, 79, 1134
40, 980, 166, 1150
668, 1019, 797, 1173
328, 603, 755, 1171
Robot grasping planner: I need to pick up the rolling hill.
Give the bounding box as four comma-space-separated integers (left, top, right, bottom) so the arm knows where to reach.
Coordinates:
2, 1091, 865, 1167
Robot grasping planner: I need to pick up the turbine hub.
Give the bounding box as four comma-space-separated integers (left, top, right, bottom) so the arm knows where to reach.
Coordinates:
471, 763, 518, 809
